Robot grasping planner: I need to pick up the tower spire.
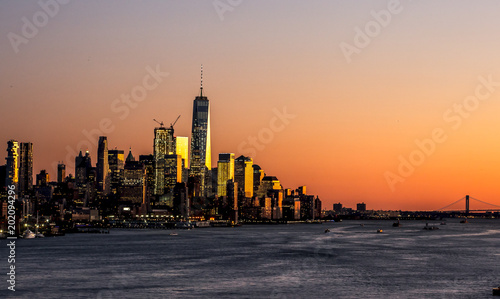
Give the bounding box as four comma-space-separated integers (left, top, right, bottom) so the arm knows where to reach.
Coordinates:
200, 64, 203, 97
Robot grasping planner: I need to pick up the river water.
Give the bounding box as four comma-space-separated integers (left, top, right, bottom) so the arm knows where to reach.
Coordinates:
1, 219, 499, 298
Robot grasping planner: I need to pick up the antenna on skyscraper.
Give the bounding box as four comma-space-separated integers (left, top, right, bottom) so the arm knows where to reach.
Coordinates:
200, 64, 203, 97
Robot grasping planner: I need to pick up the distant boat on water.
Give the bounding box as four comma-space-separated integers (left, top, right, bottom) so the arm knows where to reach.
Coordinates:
175, 221, 193, 229
423, 223, 439, 230
392, 220, 401, 227
460, 218, 468, 224
22, 229, 36, 239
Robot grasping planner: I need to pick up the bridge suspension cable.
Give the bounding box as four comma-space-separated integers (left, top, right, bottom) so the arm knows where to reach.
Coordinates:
470, 197, 500, 208
434, 197, 465, 211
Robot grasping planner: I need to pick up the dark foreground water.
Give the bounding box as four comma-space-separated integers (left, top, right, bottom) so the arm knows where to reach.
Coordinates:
1, 219, 499, 298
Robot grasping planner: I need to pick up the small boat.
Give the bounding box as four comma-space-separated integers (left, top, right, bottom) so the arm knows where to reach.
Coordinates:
392, 220, 401, 227
324, 229, 331, 233
22, 229, 36, 239
460, 218, 468, 224
377, 229, 383, 233
423, 223, 439, 230
493, 287, 500, 296
169, 232, 178, 236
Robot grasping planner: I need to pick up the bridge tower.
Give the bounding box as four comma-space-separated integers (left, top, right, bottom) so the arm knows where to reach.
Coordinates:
465, 195, 470, 215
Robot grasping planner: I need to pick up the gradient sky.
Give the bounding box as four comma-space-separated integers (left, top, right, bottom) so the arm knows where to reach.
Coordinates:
2, 0, 500, 211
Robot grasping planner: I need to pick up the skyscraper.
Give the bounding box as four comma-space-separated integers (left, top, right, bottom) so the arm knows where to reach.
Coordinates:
139, 154, 155, 205
5, 140, 19, 188
217, 153, 235, 197
121, 159, 146, 205
19, 142, 33, 195
234, 155, 254, 198
176, 136, 188, 164
57, 163, 66, 184
253, 164, 265, 197
108, 150, 125, 194
190, 66, 211, 177
97, 136, 109, 194
165, 154, 182, 191
36, 169, 50, 187
75, 150, 92, 187
176, 136, 189, 183
258, 176, 282, 198
153, 125, 168, 195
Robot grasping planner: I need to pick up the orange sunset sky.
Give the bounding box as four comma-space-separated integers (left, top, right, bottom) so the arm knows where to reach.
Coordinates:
2, 1, 500, 210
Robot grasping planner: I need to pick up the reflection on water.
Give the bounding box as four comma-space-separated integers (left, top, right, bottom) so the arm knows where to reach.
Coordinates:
1, 219, 499, 298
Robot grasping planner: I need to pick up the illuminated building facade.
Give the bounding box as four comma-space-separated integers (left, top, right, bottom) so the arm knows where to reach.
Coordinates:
153, 126, 168, 195
165, 154, 182, 190
108, 150, 125, 194
176, 136, 189, 166
121, 159, 146, 204
234, 155, 253, 198
190, 67, 212, 197
5, 140, 19, 188
258, 176, 282, 198
176, 136, 189, 182
253, 164, 265, 197
19, 142, 33, 195
217, 153, 234, 197
97, 136, 110, 194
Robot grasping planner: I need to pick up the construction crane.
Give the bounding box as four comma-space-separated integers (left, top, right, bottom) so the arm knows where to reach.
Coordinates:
170, 115, 181, 129
153, 119, 164, 128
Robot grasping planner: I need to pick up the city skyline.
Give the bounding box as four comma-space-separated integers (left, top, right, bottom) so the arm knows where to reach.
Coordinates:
3, 1, 500, 210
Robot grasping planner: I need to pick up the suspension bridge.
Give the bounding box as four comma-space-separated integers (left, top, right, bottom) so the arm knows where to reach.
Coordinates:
434, 195, 500, 213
